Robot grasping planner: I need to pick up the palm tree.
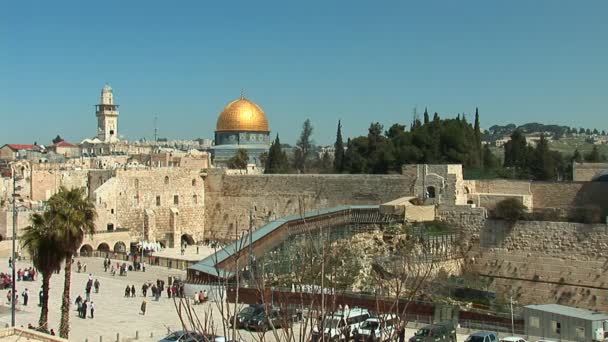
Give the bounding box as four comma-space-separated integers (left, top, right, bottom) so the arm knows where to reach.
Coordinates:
21, 212, 64, 331
47, 187, 96, 339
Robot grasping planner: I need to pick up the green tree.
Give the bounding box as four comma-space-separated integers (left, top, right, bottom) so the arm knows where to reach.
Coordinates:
294, 119, 314, 173
21, 212, 64, 331
602, 130, 606, 136
585, 145, 601, 162
503, 130, 528, 168
482, 144, 499, 170
530, 134, 556, 180
265, 135, 289, 174
333, 120, 345, 173
228, 149, 249, 169
474, 107, 482, 166
572, 149, 582, 163
423, 108, 430, 125
52, 135, 64, 144
48, 187, 97, 339
494, 198, 526, 221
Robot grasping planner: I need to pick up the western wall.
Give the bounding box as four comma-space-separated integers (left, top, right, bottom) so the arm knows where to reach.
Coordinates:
203, 168, 417, 239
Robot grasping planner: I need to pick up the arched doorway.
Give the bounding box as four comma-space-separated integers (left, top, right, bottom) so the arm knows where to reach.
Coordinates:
181, 234, 195, 246
113, 241, 127, 253
97, 243, 110, 252
79, 244, 93, 257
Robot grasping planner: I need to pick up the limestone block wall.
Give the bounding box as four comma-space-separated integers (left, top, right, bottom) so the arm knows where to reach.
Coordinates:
531, 182, 608, 215
439, 205, 608, 311
93, 168, 205, 246
573, 162, 608, 181
204, 172, 415, 239
29, 169, 88, 201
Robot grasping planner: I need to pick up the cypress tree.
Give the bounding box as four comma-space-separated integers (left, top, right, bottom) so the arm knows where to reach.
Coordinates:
423, 108, 430, 125
333, 120, 345, 173
265, 135, 288, 173
474, 108, 482, 166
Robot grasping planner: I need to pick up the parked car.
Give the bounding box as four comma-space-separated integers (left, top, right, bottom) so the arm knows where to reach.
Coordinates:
229, 304, 264, 329
312, 308, 371, 342
408, 321, 456, 342
158, 330, 206, 342
500, 337, 528, 342
465, 331, 499, 342
246, 307, 301, 331
353, 314, 398, 342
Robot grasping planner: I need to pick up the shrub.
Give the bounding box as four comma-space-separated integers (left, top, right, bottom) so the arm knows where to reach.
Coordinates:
494, 198, 526, 221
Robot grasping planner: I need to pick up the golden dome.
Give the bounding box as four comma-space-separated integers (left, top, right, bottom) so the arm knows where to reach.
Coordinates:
216, 98, 270, 132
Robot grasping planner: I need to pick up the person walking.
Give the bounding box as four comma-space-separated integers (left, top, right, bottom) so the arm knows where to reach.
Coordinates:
22, 288, 29, 306
124, 285, 130, 297
142, 261, 146, 272
142, 283, 148, 297
81, 301, 88, 319
90, 301, 95, 318
94, 279, 100, 293
38, 288, 43, 307
167, 285, 171, 298
8, 257, 12, 269
6, 290, 11, 304
131, 285, 136, 298
140, 300, 147, 315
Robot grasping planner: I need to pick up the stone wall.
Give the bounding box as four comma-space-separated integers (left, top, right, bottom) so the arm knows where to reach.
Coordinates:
531, 181, 608, 215
573, 162, 608, 181
93, 168, 205, 247
29, 169, 88, 201
204, 171, 415, 239
439, 205, 608, 311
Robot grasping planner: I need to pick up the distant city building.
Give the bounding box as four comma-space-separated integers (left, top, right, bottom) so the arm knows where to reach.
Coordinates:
211, 95, 270, 166
0, 144, 41, 161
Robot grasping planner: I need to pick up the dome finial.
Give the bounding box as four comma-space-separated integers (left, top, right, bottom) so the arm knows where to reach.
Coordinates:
240, 88, 245, 100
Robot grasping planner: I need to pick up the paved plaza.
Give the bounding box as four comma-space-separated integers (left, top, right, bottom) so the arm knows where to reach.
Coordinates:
0, 256, 471, 342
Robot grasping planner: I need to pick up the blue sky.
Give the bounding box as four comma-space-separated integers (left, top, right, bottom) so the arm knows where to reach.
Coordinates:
1, 0, 607, 146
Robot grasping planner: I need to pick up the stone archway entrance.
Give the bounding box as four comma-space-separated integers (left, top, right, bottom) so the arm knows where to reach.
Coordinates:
113, 241, 127, 253
97, 243, 110, 252
181, 234, 195, 246
79, 244, 93, 257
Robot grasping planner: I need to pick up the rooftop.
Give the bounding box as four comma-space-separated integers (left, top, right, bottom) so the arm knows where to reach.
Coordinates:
525, 304, 608, 321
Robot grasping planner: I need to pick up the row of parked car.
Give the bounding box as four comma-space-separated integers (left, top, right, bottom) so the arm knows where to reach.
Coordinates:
167, 305, 549, 342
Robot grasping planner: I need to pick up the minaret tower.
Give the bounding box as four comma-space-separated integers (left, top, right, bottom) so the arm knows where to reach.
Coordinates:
96, 84, 119, 142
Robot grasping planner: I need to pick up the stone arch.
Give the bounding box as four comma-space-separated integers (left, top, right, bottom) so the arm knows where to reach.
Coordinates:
113, 241, 127, 253
97, 243, 110, 252
426, 186, 436, 199
181, 234, 195, 246
79, 244, 93, 256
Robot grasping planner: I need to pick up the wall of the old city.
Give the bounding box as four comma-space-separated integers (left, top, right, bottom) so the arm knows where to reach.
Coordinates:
29, 169, 88, 201
573, 162, 608, 181
438, 206, 608, 311
93, 168, 205, 247
204, 171, 416, 239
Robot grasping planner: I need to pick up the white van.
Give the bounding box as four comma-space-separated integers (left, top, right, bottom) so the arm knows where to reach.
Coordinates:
312, 308, 371, 341
354, 314, 398, 342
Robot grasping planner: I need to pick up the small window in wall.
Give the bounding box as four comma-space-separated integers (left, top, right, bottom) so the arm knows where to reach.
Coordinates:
133, 195, 139, 206
164, 176, 169, 185
111, 209, 114, 214
107, 223, 114, 231
551, 320, 561, 335
156, 195, 161, 206
174, 195, 179, 205
193, 195, 198, 204
426, 186, 436, 199
192, 179, 197, 186
529, 316, 540, 328
135, 179, 139, 188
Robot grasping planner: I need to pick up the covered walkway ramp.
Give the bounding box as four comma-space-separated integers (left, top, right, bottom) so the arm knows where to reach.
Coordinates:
187, 205, 394, 283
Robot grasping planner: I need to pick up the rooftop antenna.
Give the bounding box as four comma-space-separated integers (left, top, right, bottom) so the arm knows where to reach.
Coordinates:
154, 115, 158, 142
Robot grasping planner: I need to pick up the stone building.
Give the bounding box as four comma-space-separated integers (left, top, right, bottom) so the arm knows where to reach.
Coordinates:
92, 168, 205, 247
572, 162, 608, 181
211, 95, 271, 166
